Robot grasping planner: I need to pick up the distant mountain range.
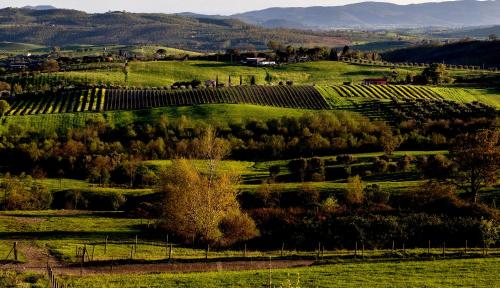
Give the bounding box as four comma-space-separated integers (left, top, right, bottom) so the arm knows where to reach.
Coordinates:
233, 0, 500, 29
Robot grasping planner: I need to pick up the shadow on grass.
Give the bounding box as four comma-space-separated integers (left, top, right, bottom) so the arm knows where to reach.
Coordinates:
192, 62, 244, 68
0, 231, 141, 241
0, 211, 127, 219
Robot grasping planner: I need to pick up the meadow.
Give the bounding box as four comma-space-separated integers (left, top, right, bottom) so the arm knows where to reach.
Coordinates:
56, 60, 500, 88
63, 257, 500, 288
59, 60, 418, 87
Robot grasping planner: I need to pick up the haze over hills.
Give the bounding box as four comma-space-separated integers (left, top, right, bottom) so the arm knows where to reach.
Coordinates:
233, 0, 500, 29
21, 5, 57, 10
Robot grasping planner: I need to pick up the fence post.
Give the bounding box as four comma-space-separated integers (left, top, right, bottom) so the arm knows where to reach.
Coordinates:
13, 242, 18, 261
428, 240, 431, 254
244, 243, 247, 258
135, 235, 138, 253
130, 245, 134, 259
362, 243, 365, 259
316, 242, 321, 260
442, 242, 445, 257
80, 245, 86, 276
392, 240, 395, 254
169, 243, 173, 261
281, 242, 284, 257
205, 244, 209, 261
104, 236, 108, 254
465, 240, 467, 254
354, 241, 358, 258
402, 243, 405, 254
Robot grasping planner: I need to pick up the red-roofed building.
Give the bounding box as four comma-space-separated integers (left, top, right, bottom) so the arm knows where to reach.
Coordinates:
363, 78, 388, 85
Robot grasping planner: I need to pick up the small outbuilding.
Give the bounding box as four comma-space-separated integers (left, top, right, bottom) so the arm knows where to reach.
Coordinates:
362, 78, 388, 85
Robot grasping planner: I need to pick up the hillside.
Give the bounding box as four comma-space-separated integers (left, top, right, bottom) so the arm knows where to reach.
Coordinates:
436, 25, 500, 39
382, 40, 500, 67
0, 8, 348, 51
233, 0, 500, 29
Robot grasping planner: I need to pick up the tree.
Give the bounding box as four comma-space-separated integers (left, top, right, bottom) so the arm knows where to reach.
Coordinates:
0, 81, 10, 92
265, 70, 273, 84
341, 45, 350, 57
345, 175, 364, 205
421, 63, 453, 85
159, 128, 257, 246
43, 60, 59, 73
123, 62, 130, 86
0, 100, 10, 117
329, 48, 339, 61
450, 130, 500, 203
156, 48, 167, 55
267, 40, 282, 51
380, 132, 401, 155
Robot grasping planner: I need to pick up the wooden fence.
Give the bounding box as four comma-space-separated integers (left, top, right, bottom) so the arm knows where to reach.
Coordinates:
47, 263, 67, 288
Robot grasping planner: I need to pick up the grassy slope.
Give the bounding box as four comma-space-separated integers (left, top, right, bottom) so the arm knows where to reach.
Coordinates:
60, 61, 418, 87
0, 104, 316, 134
65, 258, 500, 288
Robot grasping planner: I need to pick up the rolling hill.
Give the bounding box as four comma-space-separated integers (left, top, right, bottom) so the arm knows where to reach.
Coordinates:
0, 8, 348, 51
233, 0, 500, 29
382, 40, 500, 67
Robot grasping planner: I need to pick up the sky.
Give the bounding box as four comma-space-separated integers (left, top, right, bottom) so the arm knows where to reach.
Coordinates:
0, 0, 451, 15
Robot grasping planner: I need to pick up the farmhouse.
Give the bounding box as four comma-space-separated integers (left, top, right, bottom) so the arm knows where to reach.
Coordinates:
242, 57, 276, 67
363, 78, 388, 85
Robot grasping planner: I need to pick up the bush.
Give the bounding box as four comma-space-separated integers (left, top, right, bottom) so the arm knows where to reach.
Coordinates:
364, 184, 390, 205
219, 210, 260, 246
0, 176, 52, 210
373, 159, 388, 174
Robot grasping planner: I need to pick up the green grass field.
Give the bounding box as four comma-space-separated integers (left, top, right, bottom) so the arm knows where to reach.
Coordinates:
0, 104, 317, 134
63, 257, 500, 288
59, 61, 419, 87
57, 60, 500, 88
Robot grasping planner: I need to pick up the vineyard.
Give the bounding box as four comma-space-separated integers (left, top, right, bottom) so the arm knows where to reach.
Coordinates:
5, 86, 328, 115
3, 85, 498, 123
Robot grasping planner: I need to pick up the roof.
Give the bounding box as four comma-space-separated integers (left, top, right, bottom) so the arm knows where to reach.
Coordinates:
363, 78, 387, 81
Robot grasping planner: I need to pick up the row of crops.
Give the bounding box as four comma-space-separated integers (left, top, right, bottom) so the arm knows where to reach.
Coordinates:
4, 85, 497, 117
327, 84, 444, 101
5, 86, 328, 115
104, 86, 329, 110
6, 88, 106, 116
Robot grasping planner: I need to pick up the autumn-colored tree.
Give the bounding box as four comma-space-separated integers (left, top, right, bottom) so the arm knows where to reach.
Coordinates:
43, 59, 59, 73
0, 81, 10, 92
450, 130, 500, 203
345, 175, 364, 205
380, 132, 402, 155
159, 127, 257, 246
0, 100, 10, 117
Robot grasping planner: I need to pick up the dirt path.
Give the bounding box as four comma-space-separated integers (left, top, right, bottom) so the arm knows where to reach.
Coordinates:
0, 241, 62, 273
52, 259, 315, 276
1, 242, 314, 275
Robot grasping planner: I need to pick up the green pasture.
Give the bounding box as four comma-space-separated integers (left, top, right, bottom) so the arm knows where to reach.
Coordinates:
0, 104, 316, 134
64, 257, 500, 288
58, 60, 418, 87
